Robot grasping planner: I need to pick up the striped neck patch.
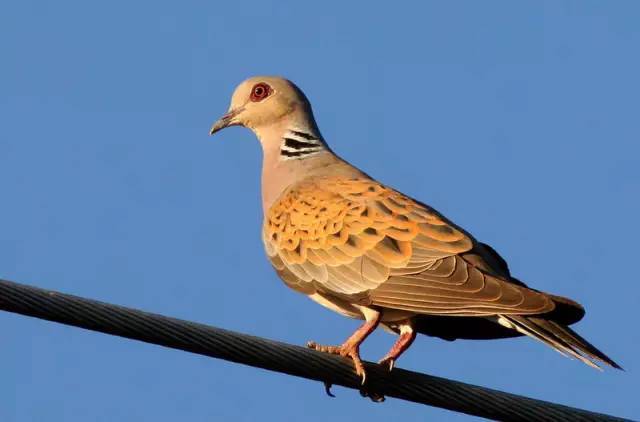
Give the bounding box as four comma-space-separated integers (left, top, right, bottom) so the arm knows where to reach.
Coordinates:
280, 130, 325, 160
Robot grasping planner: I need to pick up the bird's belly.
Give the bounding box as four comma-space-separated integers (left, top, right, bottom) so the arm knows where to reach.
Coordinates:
307, 293, 416, 322
379, 308, 417, 323
308, 293, 362, 319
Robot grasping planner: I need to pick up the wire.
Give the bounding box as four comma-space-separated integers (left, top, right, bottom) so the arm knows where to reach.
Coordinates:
0, 278, 629, 421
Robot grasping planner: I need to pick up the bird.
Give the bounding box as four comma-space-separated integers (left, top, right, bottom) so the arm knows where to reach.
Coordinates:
209, 76, 621, 383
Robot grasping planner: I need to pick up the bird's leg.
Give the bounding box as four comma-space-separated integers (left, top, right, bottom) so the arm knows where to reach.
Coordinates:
307, 308, 381, 384
378, 322, 416, 371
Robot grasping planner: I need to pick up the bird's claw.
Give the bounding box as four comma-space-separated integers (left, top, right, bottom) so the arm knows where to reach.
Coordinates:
307, 340, 367, 385
359, 387, 386, 403
308, 340, 385, 402
378, 356, 395, 372
323, 381, 336, 398
321, 381, 385, 403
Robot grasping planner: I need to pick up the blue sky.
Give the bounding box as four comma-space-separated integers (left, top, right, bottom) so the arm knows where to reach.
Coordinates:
1, 1, 638, 420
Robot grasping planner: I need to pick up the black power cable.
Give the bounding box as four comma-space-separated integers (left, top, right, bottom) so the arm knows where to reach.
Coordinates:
0, 278, 630, 421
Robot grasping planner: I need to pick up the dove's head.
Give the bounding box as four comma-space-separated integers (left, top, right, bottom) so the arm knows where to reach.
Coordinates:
210, 76, 316, 137
211, 77, 333, 210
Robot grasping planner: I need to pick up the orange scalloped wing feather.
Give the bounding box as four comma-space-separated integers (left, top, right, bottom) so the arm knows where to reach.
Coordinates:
263, 176, 554, 316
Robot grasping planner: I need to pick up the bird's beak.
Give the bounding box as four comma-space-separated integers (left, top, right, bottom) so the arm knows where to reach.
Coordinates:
209, 107, 245, 136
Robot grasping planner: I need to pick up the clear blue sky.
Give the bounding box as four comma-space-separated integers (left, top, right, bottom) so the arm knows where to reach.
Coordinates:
1, 1, 638, 421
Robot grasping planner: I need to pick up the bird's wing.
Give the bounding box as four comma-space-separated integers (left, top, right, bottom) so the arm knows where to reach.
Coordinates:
263, 176, 554, 316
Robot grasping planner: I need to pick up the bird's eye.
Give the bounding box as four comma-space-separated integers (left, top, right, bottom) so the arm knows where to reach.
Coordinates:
250, 83, 271, 102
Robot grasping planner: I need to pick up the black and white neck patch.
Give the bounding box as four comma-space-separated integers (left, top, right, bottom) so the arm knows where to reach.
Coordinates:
280, 130, 326, 160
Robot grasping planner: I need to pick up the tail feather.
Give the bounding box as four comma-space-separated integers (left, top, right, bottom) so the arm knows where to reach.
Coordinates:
497, 315, 622, 370
532, 318, 622, 369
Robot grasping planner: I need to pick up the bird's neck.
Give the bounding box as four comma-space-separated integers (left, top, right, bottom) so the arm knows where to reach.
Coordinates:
254, 119, 335, 211
279, 129, 327, 160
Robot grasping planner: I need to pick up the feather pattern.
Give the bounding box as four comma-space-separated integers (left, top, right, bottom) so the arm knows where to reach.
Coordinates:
263, 175, 554, 316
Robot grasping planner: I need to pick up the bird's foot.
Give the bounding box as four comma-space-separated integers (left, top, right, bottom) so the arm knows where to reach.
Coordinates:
377, 356, 395, 372
320, 380, 385, 403
377, 324, 416, 372
359, 387, 386, 403
307, 340, 367, 384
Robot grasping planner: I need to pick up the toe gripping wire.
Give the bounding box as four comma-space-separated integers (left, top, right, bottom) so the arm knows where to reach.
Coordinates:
0, 278, 629, 422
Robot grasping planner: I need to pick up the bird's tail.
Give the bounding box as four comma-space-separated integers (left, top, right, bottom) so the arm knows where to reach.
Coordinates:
496, 315, 622, 370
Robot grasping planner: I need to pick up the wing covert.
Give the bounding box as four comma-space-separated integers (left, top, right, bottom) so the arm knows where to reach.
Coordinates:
263, 176, 554, 316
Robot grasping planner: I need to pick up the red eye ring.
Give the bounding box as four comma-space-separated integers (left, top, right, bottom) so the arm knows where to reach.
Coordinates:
250, 83, 271, 102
